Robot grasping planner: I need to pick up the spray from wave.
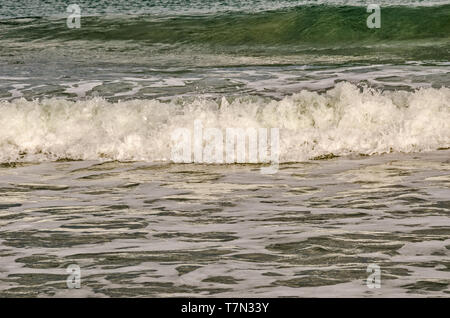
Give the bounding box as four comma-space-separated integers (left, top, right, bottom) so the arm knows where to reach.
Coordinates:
0, 82, 448, 163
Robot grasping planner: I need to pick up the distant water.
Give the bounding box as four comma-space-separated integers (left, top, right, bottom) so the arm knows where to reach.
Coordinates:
0, 151, 449, 297
0, 0, 449, 297
1, 1, 449, 105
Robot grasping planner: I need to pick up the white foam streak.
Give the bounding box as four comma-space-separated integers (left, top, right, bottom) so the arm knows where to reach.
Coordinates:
0, 83, 448, 163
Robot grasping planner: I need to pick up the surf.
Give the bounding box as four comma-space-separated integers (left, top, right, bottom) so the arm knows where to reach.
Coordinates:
0, 82, 448, 163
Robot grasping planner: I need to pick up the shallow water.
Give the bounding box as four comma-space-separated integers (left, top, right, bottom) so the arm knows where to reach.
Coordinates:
0, 150, 448, 297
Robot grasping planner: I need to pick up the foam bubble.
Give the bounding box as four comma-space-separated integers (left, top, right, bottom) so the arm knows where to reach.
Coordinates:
0, 82, 448, 163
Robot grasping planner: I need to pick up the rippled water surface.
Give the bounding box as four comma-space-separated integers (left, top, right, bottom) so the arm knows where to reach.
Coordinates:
0, 150, 448, 297
0, 0, 449, 298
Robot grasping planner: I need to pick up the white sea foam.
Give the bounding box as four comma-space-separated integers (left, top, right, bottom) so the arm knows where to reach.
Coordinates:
0, 83, 448, 163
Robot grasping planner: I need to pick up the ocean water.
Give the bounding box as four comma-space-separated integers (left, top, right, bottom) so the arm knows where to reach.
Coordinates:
0, 0, 449, 297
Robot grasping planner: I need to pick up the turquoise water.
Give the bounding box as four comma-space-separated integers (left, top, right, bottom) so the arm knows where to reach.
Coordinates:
1, 1, 449, 100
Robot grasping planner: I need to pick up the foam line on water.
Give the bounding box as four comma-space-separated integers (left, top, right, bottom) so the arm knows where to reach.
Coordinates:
0, 82, 448, 163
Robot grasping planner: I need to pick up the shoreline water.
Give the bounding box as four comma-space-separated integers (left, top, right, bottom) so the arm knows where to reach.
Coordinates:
0, 0, 449, 298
